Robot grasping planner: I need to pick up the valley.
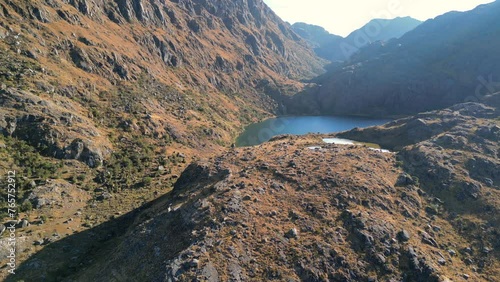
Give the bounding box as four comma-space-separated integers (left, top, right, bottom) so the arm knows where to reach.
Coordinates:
0, 0, 499, 281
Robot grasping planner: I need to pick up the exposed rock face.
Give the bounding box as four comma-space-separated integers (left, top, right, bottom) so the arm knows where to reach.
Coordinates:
1, 0, 323, 86
64, 138, 104, 168
336, 98, 500, 191
286, 2, 500, 117
0, 88, 111, 167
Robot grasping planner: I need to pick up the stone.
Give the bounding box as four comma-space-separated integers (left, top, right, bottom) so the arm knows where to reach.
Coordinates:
187, 19, 201, 32
374, 253, 386, 265
425, 206, 439, 215
34, 239, 44, 246
421, 231, 438, 248
69, 47, 93, 72
483, 178, 494, 187
285, 228, 298, 239
190, 259, 199, 268
397, 230, 411, 242
201, 262, 219, 282
64, 139, 104, 168
19, 219, 30, 228
396, 173, 415, 186
463, 247, 473, 255
96, 192, 112, 201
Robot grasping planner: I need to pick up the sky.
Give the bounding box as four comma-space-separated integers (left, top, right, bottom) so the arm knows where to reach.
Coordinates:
262, 0, 495, 37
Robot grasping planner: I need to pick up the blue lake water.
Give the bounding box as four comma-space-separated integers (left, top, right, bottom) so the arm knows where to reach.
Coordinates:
236, 116, 391, 147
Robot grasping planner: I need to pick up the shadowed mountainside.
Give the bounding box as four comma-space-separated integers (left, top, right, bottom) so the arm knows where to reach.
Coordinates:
286, 1, 500, 117
292, 17, 421, 62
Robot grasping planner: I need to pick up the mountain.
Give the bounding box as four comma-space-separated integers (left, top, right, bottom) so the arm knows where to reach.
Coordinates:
292, 17, 422, 62
346, 17, 423, 44
0, 0, 325, 178
0, 0, 326, 163
291, 22, 345, 61
286, 1, 500, 116
10, 95, 499, 281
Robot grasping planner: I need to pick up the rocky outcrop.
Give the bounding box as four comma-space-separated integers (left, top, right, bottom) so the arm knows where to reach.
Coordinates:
0, 88, 111, 167
0, 0, 325, 172
2, 0, 323, 85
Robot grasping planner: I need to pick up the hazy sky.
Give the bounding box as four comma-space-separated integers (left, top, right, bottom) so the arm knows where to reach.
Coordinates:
263, 0, 495, 36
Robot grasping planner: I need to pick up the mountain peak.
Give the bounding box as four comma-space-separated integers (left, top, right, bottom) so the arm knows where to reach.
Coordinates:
292, 17, 421, 62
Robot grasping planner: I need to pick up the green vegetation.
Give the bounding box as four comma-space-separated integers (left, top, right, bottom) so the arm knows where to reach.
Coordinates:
20, 200, 33, 212
0, 135, 61, 216
96, 136, 156, 192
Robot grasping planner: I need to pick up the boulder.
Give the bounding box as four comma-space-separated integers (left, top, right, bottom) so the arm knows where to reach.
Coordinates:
64, 139, 104, 168
285, 228, 298, 239
397, 230, 411, 242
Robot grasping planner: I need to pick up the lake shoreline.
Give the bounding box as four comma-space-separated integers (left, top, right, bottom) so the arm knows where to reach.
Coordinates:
236, 115, 392, 147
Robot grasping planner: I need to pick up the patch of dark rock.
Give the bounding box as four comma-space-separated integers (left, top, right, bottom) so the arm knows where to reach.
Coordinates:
397, 230, 411, 242
285, 228, 298, 239
396, 173, 415, 186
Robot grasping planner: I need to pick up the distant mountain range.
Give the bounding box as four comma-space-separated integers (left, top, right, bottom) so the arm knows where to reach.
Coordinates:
286, 1, 500, 116
292, 17, 422, 61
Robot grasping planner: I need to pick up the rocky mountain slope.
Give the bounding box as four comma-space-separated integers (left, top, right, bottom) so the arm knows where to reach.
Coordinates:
292, 17, 421, 62
286, 1, 500, 117
0, 0, 325, 165
0, 0, 325, 276
9, 95, 499, 281
290, 22, 344, 62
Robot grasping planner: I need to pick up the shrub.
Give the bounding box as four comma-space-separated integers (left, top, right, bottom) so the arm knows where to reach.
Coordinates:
20, 201, 33, 212
143, 177, 153, 186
